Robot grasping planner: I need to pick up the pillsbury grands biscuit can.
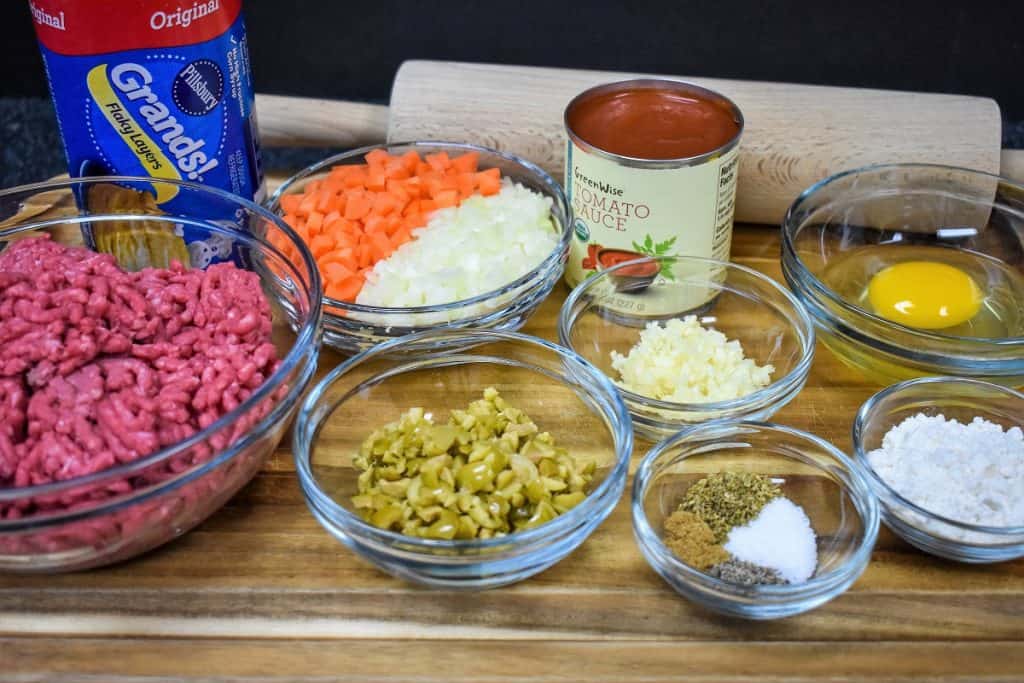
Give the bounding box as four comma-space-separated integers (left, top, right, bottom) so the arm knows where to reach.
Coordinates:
30, 0, 264, 269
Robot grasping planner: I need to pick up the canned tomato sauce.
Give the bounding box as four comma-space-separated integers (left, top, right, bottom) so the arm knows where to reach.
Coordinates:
564, 79, 742, 288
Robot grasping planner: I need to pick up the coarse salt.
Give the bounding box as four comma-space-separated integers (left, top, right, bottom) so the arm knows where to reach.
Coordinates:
866, 413, 1024, 528
723, 497, 818, 583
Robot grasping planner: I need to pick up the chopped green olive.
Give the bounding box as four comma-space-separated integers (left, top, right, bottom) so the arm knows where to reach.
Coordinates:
349, 388, 594, 539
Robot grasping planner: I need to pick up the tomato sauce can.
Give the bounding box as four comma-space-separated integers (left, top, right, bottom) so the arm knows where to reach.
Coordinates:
564, 79, 743, 289
30, 0, 263, 269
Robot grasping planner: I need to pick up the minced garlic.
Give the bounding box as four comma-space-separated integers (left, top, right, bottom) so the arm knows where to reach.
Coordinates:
610, 316, 774, 403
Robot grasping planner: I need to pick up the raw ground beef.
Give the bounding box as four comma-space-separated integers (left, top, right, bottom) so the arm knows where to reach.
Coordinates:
0, 235, 283, 519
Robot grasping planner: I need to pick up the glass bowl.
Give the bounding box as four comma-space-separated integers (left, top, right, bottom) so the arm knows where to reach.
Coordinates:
267, 142, 571, 355
633, 420, 879, 619
782, 163, 1024, 387
852, 376, 1024, 562
558, 255, 815, 441
0, 177, 322, 572
293, 329, 632, 589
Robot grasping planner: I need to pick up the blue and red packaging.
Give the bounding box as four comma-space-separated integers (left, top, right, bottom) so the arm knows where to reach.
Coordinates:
31, 0, 264, 268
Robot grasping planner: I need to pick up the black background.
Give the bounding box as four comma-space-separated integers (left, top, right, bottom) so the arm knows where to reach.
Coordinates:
2, 0, 1022, 118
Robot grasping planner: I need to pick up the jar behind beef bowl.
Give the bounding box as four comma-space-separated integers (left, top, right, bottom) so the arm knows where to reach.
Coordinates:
267, 142, 571, 354
0, 177, 321, 572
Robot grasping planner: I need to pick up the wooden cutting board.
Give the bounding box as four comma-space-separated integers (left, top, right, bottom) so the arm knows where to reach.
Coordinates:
0, 176, 1021, 682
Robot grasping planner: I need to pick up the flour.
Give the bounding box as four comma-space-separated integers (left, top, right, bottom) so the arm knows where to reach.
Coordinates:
866, 413, 1024, 528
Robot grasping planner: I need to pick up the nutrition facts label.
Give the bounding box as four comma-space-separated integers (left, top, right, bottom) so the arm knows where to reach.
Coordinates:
712, 149, 739, 261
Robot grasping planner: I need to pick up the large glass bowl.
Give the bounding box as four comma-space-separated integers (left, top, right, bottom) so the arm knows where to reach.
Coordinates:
293, 329, 633, 589
853, 376, 1024, 562
633, 421, 879, 619
267, 142, 571, 355
782, 164, 1024, 387
559, 256, 815, 441
0, 177, 322, 572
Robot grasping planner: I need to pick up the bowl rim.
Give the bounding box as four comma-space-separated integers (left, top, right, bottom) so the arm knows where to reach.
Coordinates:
632, 419, 881, 598
266, 140, 572, 316
292, 328, 634, 551
781, 162, 1024, 348
852, 375, 1024, 536
0, 175, 323, 504
558, 254, 817, 413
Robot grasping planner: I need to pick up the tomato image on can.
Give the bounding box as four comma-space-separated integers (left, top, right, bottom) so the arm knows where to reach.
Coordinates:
30, 0, 264, 269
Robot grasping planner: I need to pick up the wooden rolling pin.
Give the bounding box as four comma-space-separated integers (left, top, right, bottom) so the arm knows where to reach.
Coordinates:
255, 61, 1024, 226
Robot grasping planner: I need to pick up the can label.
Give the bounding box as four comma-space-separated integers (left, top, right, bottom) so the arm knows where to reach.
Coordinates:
31, 0, 263, 269
565, 141, 739, 291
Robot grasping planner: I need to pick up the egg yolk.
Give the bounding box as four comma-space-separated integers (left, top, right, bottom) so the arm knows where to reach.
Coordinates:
867, 261, 982, 330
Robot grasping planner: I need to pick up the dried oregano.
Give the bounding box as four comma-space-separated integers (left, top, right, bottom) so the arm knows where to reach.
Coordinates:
678, 472, 781, 543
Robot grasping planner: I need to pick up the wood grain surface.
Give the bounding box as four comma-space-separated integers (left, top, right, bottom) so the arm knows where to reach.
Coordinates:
0, 220, 1021, 682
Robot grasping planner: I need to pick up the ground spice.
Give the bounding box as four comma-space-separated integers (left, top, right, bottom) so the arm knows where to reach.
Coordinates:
679, 472, 782, 542
662, 510, 730, 570
708, 558, 788, 586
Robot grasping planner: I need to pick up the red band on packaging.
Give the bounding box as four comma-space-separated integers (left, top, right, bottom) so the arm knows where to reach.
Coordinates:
31, 0, 242, 55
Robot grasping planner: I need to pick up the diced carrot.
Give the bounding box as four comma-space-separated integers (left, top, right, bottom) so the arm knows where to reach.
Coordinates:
371, 191, 399, 216
306, 210, 324, 237
363, 214, 386, 235
315, 188, 335, 213
323, 261, 355, 284
320, 247, 356, 268
279, 194, 302, 214
325, 275, 365, 302
365, 169, 387, 192
343, 167, 367, 188
382, 215, 402, 236
323, 209, 342, 231
451, 151, 479, 174
297, 193, 317, 216
456, 173, 476, 199
403, 176, 424, 197
344, 191, 372, 221
364, 148, 391, 167
400, 150, 420, 172
368, 232, 392, 261
385, 179, 411, 204
425, 151, 451, 173
477, 168, 501, 196
391, 226, 412, 249
309, 233, 335, 259
433, 189, 459, 209
385, 159, 411, 180
357, 243, 372, 269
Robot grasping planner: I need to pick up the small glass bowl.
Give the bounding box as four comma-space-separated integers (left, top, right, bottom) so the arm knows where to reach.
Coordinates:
782, 163, 1024, 386
293, 329, 633, 589
853, 376, 1024, 562
559, 256, 815, 441
632, 420, 879, 619
267, 142, 571, 354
